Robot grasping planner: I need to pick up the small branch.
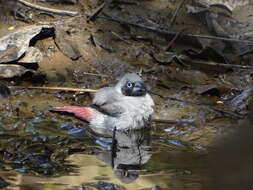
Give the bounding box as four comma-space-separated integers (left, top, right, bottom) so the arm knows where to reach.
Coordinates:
111, 31, 132, 44
87, 2, 105, 21
9, 86, 98, 93
17, 0, 79, 16
170, 0, 186, 26
82, 72, 109, 77
151, 118, 194, 125
150, 91, 244, 119
166, 30, 182, 51
186, 59, 253, 69
99, 14, 253, 45
178, 55, 253, 69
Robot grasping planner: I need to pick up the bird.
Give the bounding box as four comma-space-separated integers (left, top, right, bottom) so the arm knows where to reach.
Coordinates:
50, 73, 154, 133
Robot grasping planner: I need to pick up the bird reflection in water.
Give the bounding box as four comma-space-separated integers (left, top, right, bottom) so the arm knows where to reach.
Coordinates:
93, 127, 152, 184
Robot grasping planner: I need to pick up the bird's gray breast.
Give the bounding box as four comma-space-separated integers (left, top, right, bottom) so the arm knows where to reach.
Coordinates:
104, 94, 154, 130
91, 87, 154, 130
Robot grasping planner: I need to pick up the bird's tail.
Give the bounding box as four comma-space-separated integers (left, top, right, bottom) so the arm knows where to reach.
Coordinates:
50, 106, 94, 121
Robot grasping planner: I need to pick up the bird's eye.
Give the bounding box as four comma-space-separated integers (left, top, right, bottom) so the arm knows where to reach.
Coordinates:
127, 82, 133, 88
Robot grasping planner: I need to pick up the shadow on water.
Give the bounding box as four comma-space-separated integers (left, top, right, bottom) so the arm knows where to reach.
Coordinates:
0, 116, 210, 190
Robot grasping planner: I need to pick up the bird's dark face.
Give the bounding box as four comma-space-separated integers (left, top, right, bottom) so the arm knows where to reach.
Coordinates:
121, 81, 147, 97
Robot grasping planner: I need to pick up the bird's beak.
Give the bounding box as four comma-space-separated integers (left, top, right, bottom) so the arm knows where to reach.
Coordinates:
132, 81, 147, 96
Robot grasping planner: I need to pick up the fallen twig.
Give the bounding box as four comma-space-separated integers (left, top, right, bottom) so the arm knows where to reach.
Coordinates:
166, 30, 183, 51
184, 58, 253, 69
88, 2, 105, 21
170, 0, 186, 26
150, 91, 244, 119
17, 0, 79, 16
111, 31, 132, 44
177, 55, 253, 69
82, 72, 109, 77
89, 34, 115, 52
99, 14, 253, 45
9, 86, 98, 93
151, 118, 194, 125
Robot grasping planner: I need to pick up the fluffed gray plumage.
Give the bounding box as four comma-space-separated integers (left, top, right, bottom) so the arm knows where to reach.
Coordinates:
51, 73, 154, 133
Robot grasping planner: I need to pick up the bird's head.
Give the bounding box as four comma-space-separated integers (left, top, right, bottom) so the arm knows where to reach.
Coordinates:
115, 73, 148, 97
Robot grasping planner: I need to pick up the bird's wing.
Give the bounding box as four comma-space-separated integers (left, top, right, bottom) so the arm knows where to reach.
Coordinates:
92, 87, 114, 106
50, 106, 94, 121
92, 87, 125, 116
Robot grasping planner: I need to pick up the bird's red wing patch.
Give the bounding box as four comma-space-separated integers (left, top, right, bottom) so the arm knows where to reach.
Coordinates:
50, 106, 93, 120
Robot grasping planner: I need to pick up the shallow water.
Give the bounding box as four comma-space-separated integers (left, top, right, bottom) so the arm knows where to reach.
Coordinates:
3, 152, 208, 190
0, 110, 209, 190
0, 81, 222, 190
